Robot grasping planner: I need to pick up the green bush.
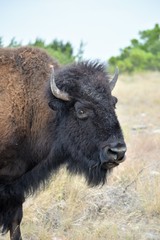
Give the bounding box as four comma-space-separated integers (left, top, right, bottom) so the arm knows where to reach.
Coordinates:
108, 24, 160, 72
0, 37, 84, 65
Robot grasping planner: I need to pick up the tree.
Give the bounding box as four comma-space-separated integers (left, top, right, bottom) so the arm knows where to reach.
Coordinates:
1, 36, 84, 65
46, 39, 75, 64
76, 41, 86, 62
108, 24, 160, 72
30, 38, 45, 48
28, 38, 76, 65
7, 37, 21, 47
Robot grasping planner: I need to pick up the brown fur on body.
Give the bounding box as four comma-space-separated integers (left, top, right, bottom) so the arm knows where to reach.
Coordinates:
0, 47, 126, 239
0, 47, 58, 183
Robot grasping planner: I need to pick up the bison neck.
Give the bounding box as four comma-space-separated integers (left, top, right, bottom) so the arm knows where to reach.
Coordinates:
0, 106, 56, 183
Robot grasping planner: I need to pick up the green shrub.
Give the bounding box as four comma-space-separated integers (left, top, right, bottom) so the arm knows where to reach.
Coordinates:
108, 24, 160, 72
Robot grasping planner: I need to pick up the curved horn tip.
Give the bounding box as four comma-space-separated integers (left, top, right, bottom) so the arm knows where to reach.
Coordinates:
109, 66, 119, 91
50, 69, 71, 101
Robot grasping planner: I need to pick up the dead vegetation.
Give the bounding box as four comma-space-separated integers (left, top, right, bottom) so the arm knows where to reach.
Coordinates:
1, 72, 160, 240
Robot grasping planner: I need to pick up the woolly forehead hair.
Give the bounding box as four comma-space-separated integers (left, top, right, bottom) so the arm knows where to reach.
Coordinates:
76, 60, 107, 73
54, 61, 110, 101
66, 60, 107, 76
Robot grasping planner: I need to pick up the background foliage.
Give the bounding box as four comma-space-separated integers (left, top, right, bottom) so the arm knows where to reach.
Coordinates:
0, 37, 85, 65
108, 24, 160, 72
0, 24, 159, 72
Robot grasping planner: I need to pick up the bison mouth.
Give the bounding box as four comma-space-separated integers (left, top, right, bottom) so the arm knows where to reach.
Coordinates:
101, 156, 126, 170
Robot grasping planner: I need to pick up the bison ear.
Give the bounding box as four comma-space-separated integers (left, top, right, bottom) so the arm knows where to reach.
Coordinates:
48, 99, 66, 111
109, 67, 119, 91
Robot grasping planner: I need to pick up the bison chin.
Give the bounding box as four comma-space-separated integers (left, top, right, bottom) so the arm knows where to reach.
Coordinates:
66, 157, 111, 186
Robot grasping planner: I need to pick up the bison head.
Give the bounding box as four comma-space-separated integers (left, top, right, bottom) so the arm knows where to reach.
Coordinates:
48, 62, 126, 186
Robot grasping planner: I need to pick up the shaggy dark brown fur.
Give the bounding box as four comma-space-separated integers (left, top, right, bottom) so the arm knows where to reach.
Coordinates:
0, 47, 59, 239
0, 47, 126, 240
0, 47, 58, 182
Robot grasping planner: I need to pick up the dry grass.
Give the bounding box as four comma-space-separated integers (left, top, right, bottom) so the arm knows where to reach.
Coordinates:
1, 72, 160, 240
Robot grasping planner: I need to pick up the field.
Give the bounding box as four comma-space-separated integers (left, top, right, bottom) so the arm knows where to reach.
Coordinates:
1, 72, 160, 240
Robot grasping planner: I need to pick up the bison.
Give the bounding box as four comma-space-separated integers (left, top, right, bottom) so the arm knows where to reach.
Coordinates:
0, 47, 126, 240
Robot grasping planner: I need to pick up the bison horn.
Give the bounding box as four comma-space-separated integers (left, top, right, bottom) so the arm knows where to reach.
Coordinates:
109, 67, 119, 91
50, 66, 71, 101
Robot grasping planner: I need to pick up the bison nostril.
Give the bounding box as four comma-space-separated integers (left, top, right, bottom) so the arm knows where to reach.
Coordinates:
100, 144, 126, 170
109, 146, 127, 161
109, 147, 127, 153
100, 143, 127, 167
108, 149, 117, 160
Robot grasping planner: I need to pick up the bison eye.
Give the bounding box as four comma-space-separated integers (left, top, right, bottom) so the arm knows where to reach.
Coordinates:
76, 108, 88, 119
74, 102, 90, 119
79, 109, 85, 115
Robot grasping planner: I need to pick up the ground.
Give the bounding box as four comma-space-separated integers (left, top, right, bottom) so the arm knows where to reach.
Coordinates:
1, 72, 160, 240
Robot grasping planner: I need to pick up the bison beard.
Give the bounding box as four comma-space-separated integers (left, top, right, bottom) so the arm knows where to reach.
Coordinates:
67, 156, 108, 186
0, 47, 126, 239
0, 148, 107, 235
